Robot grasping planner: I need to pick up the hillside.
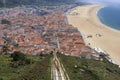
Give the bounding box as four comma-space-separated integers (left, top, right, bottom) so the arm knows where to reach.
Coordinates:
0, 0, 76, 7
0, 52, 52, 80
58, 53, 120, 80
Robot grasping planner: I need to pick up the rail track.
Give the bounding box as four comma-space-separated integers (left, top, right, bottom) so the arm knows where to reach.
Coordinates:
51, 51, 69, 80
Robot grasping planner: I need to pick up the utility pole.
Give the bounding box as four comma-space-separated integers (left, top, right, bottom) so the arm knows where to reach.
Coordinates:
3, 0, 6, 8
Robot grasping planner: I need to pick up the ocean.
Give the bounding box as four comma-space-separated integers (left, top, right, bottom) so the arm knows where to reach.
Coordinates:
97, 6, 120, 30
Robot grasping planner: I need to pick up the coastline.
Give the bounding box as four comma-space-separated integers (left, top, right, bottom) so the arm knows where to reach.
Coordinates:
67, 4, 120, 66
96, 6, 120, 33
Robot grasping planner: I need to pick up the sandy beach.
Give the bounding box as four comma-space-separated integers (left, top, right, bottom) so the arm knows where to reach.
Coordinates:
67, 5, 120, 65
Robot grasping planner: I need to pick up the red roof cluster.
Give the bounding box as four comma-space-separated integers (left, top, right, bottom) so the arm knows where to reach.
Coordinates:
0, 6, 93, 56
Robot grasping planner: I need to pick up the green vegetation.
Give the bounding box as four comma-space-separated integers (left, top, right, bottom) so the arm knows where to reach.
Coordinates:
11, 52, 27, 61
58, 53, 120, 80
1, 45, 9, 55
0, 52, 52, 80
10, 52, 32, 68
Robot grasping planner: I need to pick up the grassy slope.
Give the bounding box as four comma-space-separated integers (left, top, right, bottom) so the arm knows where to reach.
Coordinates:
58, 53, 120, 80
0, 54, 52, 80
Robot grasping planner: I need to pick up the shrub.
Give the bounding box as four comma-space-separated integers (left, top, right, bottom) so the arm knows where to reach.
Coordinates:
10, 52, 32, 68
0, 77, 3, 80
25, 59, 32, 64
11, 51, 26, 61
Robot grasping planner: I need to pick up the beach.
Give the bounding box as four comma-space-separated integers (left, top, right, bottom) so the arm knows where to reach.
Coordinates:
67, 5, 120, 65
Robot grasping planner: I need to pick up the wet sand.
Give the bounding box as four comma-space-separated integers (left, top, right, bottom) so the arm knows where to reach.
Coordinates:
67, 5, 120, 65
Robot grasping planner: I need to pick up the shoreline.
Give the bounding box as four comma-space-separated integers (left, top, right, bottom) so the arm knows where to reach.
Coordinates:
96, 5, 120, 33
67, 4, 120, 66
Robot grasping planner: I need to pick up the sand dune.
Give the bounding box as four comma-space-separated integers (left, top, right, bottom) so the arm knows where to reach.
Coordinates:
67, 5, 120, 65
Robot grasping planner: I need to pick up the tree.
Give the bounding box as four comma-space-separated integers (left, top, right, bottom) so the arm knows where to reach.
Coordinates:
11, 51, 26, 61
2, 45, 9, 55
10, 52, 31, 68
